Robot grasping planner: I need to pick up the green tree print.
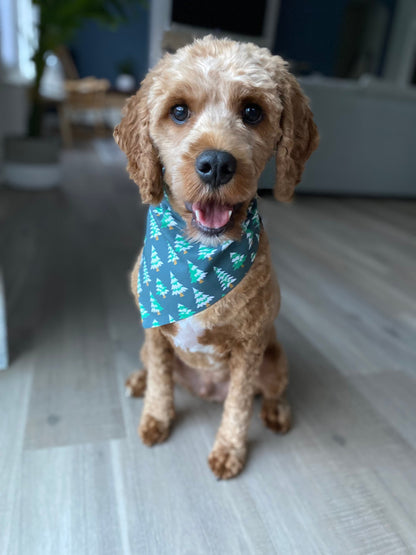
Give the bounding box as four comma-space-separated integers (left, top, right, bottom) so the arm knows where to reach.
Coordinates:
187, 261, 207, 284
246, 229, 254, 249
149, 292, 163, 315
170, 272, 187, 296
139, 302, 149, 319
177, 304, 195, 319
156, 278, 169, 298
230, 252, 246, 270
174, 234, 189, 254
160, 210, 177, 230
149, 213, 160, 241
167, 244, 179, 265
214, 267, 236, 290
142, 258, 151, 286
193, 288, 214, 309
197, 245, 216, 260
153, 206, 164, 217
150, 245, 163, 272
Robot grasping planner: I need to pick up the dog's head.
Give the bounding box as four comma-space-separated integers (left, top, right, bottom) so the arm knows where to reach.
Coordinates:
114, 36, 319, 245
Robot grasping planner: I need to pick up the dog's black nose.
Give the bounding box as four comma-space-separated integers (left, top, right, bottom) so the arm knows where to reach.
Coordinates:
195, 150, 236, 188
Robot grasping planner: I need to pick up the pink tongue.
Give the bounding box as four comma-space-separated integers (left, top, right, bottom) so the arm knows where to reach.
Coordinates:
193, 202, 232, 229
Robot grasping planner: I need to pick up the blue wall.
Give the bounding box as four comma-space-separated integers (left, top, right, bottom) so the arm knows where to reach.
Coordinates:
69, 0, 397, 83
69, 4, 149, 86
273, 0, 397, 76
273, 0, 349, 75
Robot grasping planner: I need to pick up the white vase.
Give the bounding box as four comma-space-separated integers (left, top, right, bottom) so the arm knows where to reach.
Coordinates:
3, 136, 61, 190
115, 74, 136, 93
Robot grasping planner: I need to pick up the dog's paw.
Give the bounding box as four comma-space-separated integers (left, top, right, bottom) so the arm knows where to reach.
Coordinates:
208, 445, 246, 480
261, 397, 292, 434
139, 414, 170, 446
125, 369, 147, 398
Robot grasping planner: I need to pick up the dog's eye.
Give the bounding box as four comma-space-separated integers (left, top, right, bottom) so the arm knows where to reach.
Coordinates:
170, 104, 189, 124
242, 104, 263, 125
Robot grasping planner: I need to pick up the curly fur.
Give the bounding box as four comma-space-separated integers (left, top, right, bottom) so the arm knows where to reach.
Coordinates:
275, 72, 320, 201
114, 78, 164, 204
115, 36, 318, 479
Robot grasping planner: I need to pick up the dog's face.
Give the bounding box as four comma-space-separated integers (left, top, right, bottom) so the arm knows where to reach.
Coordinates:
115, 37, 318, 245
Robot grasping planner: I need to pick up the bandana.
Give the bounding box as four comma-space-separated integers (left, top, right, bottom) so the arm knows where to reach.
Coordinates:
137, 195, 261, 328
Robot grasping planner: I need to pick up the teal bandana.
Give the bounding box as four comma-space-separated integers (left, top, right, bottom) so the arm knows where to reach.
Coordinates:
137, 195, 261, 328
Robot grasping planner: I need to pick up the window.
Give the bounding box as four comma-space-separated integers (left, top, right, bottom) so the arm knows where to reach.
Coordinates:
0, 0, 36, 83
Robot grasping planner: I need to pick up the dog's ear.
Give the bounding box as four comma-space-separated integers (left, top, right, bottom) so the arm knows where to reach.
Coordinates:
273, 67, 319, 202
114, 76, 163, 205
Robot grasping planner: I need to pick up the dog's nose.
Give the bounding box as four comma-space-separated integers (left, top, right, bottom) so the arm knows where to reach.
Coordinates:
195, 150, 236, 188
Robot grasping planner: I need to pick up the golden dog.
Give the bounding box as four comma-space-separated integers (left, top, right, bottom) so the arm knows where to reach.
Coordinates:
114, 36, 318, 479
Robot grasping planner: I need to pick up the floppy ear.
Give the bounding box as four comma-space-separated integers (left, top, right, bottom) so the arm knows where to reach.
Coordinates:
274, 70, 319, 202
114, 77, 163, 205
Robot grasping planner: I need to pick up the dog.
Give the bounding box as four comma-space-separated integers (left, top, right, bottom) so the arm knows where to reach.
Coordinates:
114, 36, 318, 479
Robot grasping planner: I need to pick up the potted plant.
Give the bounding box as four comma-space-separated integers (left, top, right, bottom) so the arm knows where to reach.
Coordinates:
3, 0, 133, 190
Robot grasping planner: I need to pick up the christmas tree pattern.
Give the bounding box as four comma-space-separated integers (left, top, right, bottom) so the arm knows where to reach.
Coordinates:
246, 229, 254, 249
137, 197, 261, 328
197, 245, 217, 261
149, 213, 161, 241
156, 278, 169, 298
214, 267, 236, 290
174, 234, 189, 254
160, 210, 178, 230
139, 302, 150, 319
153, 206, 164, 217
230, 252, 246, 270
149, 292, 163, 315
178, 304, 196, 319
167, 244, 179, 265
221, 239, 233, 251
252, 211, 260, 228
170, 272, 187, 296
150, 245, 163, 272
193, 287, 214, 309
142, 258, 151, 286
187, 261, 207, 284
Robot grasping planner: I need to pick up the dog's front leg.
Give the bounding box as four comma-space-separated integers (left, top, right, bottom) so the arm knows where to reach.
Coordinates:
208, 343, 263, 479
139, 328, 175, 446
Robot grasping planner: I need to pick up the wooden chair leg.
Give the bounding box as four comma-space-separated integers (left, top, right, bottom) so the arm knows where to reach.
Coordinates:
58, 106, 72, 148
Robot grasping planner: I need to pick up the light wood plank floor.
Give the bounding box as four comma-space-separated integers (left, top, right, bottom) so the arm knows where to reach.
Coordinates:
1, 141, 416, 555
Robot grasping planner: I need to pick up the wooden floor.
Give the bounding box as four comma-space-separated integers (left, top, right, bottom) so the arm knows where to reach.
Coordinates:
1, 141, 416, 554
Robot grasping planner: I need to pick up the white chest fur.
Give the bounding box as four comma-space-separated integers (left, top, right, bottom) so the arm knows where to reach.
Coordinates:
172, 316, 215, 355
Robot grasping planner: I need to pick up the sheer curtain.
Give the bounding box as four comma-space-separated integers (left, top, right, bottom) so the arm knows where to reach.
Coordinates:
0, 0, 36, 83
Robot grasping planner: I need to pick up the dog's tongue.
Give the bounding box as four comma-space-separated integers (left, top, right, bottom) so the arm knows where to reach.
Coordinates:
192, 202, 232, 229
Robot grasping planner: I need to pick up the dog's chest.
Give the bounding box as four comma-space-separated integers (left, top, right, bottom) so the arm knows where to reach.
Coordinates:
171, 316, 215, 355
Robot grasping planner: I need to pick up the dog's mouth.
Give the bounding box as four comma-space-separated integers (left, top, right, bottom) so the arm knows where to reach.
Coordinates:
185, 201, 240, 236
